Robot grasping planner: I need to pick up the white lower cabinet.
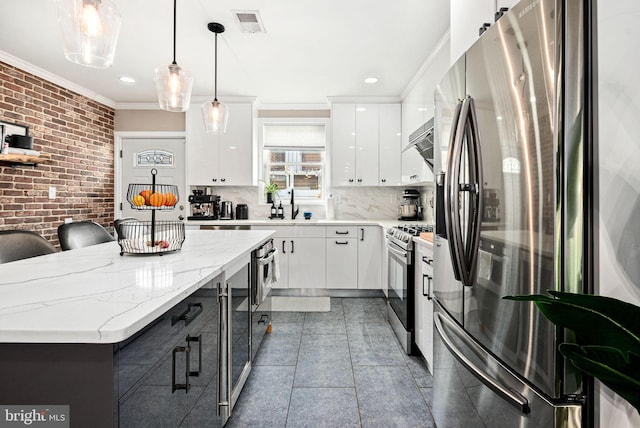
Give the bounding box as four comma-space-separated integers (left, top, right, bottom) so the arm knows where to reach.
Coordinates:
287, 237, 326, 289
253, 225, 326, 289
254, 224, 384, 290
414, 240, 434, 373
326, 226, 358, 289
357, 226, 382, 289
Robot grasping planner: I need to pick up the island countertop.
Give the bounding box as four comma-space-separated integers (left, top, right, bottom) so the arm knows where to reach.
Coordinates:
0, 229, 274, 344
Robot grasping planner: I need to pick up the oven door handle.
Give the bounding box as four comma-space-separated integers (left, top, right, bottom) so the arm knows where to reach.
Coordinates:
258, 248, 277, 266
386, 242, 409, 262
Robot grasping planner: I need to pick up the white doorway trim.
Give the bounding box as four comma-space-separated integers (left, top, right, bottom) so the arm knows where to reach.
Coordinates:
114, 131, 186, 222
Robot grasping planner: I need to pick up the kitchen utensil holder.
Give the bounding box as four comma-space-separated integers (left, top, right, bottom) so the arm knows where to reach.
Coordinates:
120, 168, 184, 255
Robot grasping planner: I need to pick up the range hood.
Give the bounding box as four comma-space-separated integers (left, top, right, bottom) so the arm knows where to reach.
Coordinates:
404, 118, 434, 170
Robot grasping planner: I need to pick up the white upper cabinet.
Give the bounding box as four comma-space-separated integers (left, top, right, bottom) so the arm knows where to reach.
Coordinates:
378, 104, 402, 186
332, 103, 401, 186
355, 104, 379, 185
332, 103, 357, 186
186, 102, 254, 186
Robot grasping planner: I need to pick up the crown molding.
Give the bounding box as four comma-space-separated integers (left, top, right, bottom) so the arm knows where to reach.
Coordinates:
325, 96, 402, 106
0, 50, 116, 108
114, 103, 163, 110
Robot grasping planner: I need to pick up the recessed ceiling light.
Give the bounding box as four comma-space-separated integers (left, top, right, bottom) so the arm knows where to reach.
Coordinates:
119, 76, 136, 84
364, 77, 378, 84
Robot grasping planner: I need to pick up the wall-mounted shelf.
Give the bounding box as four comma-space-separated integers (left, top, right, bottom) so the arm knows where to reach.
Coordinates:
0, 153, 50, 167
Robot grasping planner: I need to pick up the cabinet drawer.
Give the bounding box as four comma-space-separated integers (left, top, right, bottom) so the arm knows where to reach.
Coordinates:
326, 226, 357, 237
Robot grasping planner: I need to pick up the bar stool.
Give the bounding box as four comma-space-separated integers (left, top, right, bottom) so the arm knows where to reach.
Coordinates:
57, 221, 115, 251
0, 230, 56, 263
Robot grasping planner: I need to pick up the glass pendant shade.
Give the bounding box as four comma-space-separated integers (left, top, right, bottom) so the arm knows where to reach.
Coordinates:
202, 22, 228, 134
201, 99, 229, 134
155, 63, 193, 112
54, 0, 122, 68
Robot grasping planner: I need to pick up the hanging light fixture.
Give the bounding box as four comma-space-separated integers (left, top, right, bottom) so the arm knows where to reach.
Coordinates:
154, 0, 193, 112
201, 22, 229, 134
54, 0, 122, 68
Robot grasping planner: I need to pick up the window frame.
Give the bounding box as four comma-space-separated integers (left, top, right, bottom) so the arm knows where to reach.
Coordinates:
258, 117, 330, 205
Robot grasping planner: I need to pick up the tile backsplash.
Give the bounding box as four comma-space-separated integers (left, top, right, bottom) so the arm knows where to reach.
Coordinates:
196, 184, 435, 223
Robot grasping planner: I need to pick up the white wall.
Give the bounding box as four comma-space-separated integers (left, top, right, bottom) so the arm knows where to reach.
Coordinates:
596, 0, 640, 426
450, 0, 520, 66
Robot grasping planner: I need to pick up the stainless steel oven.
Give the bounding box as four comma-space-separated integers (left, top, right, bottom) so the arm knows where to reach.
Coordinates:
251, 239, 276, 306
250, 239, 275, 363
386, 225, 433, 354
386, 233, 414, 354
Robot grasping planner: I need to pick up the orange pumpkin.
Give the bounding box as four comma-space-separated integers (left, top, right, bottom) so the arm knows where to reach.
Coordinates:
164, 192, 177, 206
139, 189, 153, 205
149, 192, 165, 207
132, 194, 145, 207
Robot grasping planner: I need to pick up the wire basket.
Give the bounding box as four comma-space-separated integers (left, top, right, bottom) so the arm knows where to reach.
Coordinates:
117, 221, 185, 255
126, 183, 180, 210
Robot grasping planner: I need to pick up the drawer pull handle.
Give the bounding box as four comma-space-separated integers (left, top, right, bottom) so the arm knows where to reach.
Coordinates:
172, 345, 191, 393
335, 241, 349, 245
335, 231, 349, 235
171, 303, 203, 327
186, 334, 202, 377
422, 256, 433, 266
422, 274, 433, 300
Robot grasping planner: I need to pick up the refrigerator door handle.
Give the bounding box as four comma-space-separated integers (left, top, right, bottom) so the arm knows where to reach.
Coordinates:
444, 99, 465, 281
446, 96, 484, 287
434, 311, 531, 414
464, 96, 484, 286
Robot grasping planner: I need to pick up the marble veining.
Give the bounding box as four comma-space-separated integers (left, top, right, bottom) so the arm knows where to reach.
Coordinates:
0, 230, 273, 344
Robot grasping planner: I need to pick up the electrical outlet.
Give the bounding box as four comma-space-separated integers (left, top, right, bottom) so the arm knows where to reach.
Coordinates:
64, 217, 73, 224
334, 194, 342, 204
48, 187, 56, 199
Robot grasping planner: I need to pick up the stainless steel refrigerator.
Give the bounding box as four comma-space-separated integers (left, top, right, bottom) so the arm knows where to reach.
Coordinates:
432, 0, 594, 426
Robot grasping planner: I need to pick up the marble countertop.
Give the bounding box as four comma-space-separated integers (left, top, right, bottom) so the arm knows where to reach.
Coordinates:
187, 219, 402, 229
0, 230, 274, 344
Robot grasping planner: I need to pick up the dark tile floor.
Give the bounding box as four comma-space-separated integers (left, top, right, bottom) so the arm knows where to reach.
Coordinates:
226, 297, 436, 428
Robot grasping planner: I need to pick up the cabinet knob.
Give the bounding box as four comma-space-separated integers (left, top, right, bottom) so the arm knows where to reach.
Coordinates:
221, 178, 226, 182
348, 179, 354, 183
381, 179, 386, 183
212, 178, 217, 182
357, 178, 362, 183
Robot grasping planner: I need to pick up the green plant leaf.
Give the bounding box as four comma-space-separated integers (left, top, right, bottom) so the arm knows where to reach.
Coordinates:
503, 293, 640, 355
559, 343, 640, 412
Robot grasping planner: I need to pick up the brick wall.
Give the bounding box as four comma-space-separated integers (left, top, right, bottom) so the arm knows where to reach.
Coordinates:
0, 61, 114, 247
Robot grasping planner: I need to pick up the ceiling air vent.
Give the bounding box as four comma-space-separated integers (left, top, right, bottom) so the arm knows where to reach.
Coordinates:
232, 10, 266, 33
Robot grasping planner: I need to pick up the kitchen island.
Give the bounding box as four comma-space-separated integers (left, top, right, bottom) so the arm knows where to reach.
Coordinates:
0, 229, 274, 427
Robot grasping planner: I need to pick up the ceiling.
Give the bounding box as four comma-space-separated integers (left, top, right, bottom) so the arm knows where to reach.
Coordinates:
0, 0, 450, 107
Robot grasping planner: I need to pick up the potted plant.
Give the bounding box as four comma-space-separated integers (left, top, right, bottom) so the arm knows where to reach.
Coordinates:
261, 180, 279, 204
504, 291, 640, 413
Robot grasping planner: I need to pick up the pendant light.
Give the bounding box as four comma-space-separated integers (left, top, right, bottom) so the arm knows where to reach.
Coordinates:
154, 0, 193, 112
201, 22, 229, 134
54, 0, 122, 68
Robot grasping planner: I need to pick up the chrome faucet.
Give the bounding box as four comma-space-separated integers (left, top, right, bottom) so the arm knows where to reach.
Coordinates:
290, 189, 299, 219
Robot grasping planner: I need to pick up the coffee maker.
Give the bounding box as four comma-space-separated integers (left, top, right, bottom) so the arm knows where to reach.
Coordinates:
399, 188, 423, 221
187, 190, 220, 220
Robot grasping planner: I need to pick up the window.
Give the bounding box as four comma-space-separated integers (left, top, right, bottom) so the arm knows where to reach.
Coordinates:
261, 123, 326, 203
